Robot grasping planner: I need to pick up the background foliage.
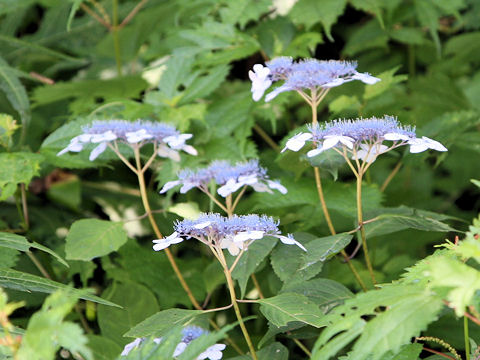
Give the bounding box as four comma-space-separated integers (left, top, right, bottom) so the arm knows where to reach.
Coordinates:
0, 0, 479, 359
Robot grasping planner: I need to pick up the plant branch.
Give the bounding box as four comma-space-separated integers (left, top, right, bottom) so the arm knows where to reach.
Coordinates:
253, 124, 280, 152
118, 0, 149, 29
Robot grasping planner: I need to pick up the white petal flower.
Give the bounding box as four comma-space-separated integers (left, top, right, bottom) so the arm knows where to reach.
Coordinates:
180, 182, 197, 194
158, 145, 181, 161
352, 72, 381, 85
408, 136, 447, 153
307, 148, 323, 158
281, 133, 313, 152
220, 236, 242, 256
251, 182, 272, 193
421, 136, 448, 152
152, 232, 184, 251
159, 180, 181, 194
384, 132, 410, 141
217, 179, 243, 197
89, 142, 108, 161
164, 134, 193, 149
126, 129, 153, 143
266, 180, 287, 194
173, 342, 188, 357
353, 144, 388, 163
233, 230, 265, 243
249, 64, 272, 101
265, 84, 292, 102
57, 140, 84, 156
238, 174, 258, 186
182, 144, 198, 156
121, 338, 143, 356
91, 130, 117, 143
322, 78, 347, 88
198, 344, 226, 360
322, 135, 354, 150
194, 221, 211, 229
274, 234, 307, 251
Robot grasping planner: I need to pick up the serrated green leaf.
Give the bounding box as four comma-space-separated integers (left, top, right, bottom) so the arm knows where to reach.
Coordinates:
329, 95, 360, 114
349, 292, 442, 360
0, 232, 68, 267
17, 290, 92, 360
426, 256, 480, 316
389, 27, 425, 45
0, 56, 29, 137
65, 219, 128, 261
259, 292, 325, 328
0, 268, 119, 307
98, 282, 159, 346
230, 236, 277, 298
0, 152, 43, 200
124, 308, 203, 338
349, 0, 385, 28
67, 0, 84, 32
289, 0, 347, 41
282, 278, 353, 313
219, 0, 272, 29
364, 67, 407, 100
181, 64, 230, 104
414, 0, 441, 56
308, 153, 346, 181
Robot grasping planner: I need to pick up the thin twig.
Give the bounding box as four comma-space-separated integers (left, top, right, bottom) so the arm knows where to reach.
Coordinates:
80, 3, 111, 29
253, 124, 280, 152
118, 0, 149, 29
380, 161, 403, 192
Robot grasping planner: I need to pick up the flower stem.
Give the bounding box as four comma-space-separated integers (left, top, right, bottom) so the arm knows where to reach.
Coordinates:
356, 172, 376, 285
308, 102, 367, 291
220, 254, 258, 360
465, 315, 471, 360
112, 0, 122, 76
133, 149, 201, 309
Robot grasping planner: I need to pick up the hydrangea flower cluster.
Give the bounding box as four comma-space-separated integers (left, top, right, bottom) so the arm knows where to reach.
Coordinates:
57, 120, 197, 161
282, 115, 447, 163
249, 57, 380, 102
121, 326, 225, 359
160, 159, 287, 198
153, 213, 306, 256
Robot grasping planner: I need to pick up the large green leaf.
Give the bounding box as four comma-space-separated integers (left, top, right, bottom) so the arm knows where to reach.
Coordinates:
230, 236, 277, 298
0, 152, 43, 200
271, 233, 352, 285
124, 308, 204, 338
229, 342, 289, 360
289, 0, 347, 41
282, 278, 353, 313
65, 219, 128, 261
98, 282, 159, 346
258, 293, 325, 328
0, 268, 119, 307
219, 0, 272, 29
0, 232, 68, 267
0, 56, 29, 138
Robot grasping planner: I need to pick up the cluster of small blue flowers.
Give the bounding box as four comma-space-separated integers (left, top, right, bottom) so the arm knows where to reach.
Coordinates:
249, 57, 380, 102
121, 326, 225, 359
282, 115, 447, 163
153, 213, 306, 256
160, 159, 287, 197
57, 120, 197, 161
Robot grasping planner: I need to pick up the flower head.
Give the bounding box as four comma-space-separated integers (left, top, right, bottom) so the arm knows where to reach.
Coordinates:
160, 159, 287, 197
57, 120, 197, 162
250, 58, 380, 102
153, 213, 306, 256
283, 115, 447, 164
121, 326, 225, 359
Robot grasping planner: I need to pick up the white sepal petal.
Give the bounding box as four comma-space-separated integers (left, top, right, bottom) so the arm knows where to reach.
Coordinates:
159, 180, 181, 194
266, 180, 287, 194
282, 133, 313, 152
89, 142, 107, 161
275, 234, 307, 251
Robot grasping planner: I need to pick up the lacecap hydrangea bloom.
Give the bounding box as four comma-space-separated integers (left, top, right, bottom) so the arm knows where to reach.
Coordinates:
121, 326, 225, 360
282, 115, 447, 163
249, 57, 380, 102
57, 120, 197, 161
153, 213, 306, 256
160, 159, 287, 197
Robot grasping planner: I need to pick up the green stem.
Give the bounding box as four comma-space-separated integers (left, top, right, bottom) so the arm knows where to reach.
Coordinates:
465, 315, 470, 360
220, 251, 258, 360
356, 172, 376, 285
112, 0, 122, 76
308, 101, 367, 291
